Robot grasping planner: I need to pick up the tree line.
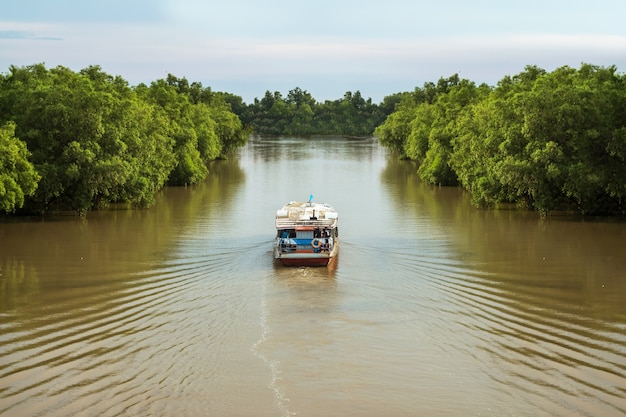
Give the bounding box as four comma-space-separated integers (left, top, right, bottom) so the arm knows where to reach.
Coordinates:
3, 62, 624, 217
227, 87, 403, 136
376, 64, 626, 216
0, 64, 248, 216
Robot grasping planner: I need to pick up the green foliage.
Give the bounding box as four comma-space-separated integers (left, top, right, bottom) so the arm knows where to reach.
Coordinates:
0, 64, 247, 215
239, 88, 390, 137
374, 99, 417, 155
3, 61, 624, 217
138, 78, 207, 186
0, 122, 40, 212
378, 64, 626, 216
209, 103, 249, 156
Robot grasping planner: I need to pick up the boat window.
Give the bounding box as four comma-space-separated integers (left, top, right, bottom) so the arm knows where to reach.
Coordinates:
296, 230, 314, 240
278, 229, 296, 238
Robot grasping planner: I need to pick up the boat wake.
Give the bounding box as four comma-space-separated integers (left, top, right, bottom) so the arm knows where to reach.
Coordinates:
251, 295, 296, 417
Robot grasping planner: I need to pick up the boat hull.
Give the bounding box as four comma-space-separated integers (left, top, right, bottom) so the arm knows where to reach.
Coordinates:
278, 256, 333, 267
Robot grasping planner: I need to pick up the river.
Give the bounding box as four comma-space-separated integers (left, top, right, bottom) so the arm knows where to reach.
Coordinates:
1, 136, 625, 417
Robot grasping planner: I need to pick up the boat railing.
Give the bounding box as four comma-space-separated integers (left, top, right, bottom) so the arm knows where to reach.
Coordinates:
275, 218, 337, 228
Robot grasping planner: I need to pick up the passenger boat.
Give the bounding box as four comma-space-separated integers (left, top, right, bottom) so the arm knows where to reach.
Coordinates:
274, 199, 339, 267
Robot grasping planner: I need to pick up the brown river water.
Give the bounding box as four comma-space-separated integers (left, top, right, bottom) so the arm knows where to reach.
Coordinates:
1, 136, 625, 417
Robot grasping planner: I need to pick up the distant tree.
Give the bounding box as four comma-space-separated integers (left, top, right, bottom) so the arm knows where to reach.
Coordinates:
241, 88, 387, 137
216, 92, 246, 115
286, 87, 316, 108
375, 76, 465, 157
379, 92, 408, 115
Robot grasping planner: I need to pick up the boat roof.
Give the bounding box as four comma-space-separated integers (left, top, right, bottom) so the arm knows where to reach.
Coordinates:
275, 201, 338, 229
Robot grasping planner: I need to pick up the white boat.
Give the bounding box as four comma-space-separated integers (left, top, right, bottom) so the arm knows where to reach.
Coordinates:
274, 199, 339, 267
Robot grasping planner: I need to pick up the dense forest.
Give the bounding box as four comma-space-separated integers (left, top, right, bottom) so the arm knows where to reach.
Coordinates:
376, 64, 626, 216
229, 87, 402, 136
0, 64, 248, 216
1, 62, 625, 217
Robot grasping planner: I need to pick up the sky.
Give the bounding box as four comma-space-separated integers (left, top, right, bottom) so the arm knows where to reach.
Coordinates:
2, 0, 626, 103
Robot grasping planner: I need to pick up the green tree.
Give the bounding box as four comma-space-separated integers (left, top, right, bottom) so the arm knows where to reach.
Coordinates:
374, 97, 417, 156
516, 64, 626, 213
284, 88, 315, 136
1, 64, 177, 214
0, 122, 40, 213
404, 103, 435, 163
3, 64, 127, 214
451, 64, 626, 215
81, 66, 175, 208
286, 87, 316, 108
242, 88, 387, 137
140, 78, 207, 186
209, 102, 248, 156
378, 64, 626, 215
375, 77, 462, 157
418, 78, 488, 186
0, 64, 248, 215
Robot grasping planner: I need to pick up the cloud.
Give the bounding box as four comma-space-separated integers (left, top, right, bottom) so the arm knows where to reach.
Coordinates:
0, 30, 30, 39
0, 30, 62, 40
1, 18, 625, 102
170, 33, 626, 76
0, 21, 65, 41
3, 0, 166, 23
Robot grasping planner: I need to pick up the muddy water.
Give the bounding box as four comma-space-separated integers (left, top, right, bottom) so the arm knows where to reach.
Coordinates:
1, 136, 625, 416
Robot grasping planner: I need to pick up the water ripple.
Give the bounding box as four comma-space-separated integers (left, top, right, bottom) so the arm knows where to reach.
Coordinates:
0, 239, 271, 417
337, 234, 626, 417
